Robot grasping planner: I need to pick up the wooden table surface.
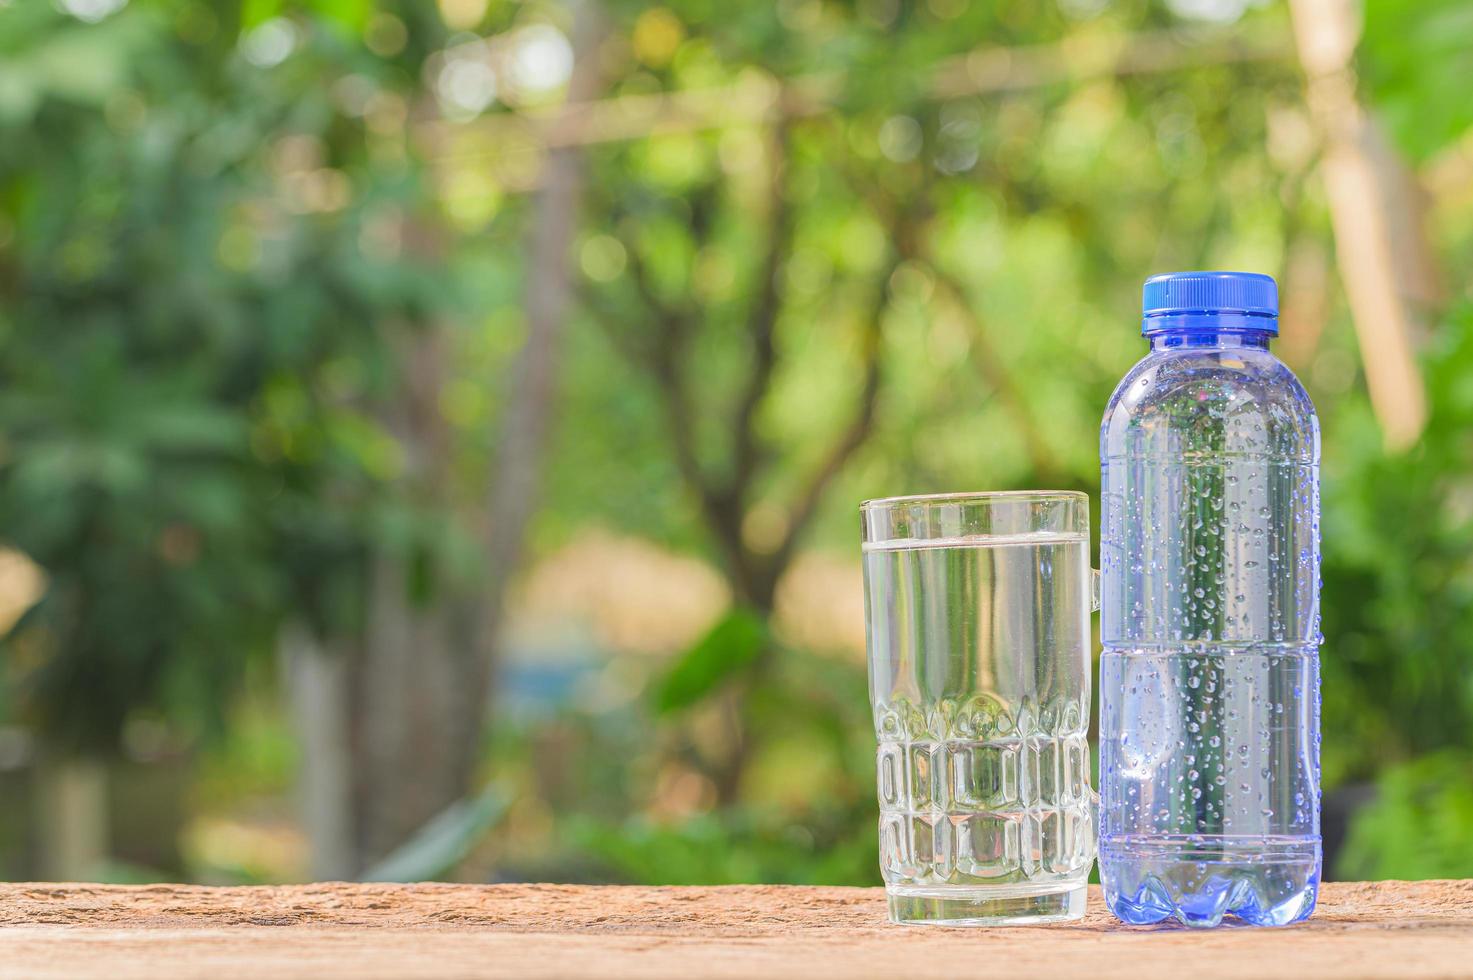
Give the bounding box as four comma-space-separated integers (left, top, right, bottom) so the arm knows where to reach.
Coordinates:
0, 880, 1469, 978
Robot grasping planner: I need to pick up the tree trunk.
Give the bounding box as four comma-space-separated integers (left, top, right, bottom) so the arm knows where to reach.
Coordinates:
281, 623, 355, 881
350, 556, 485, 866
34, 751, 108, 880
1290, 0, 1435, 450
334, 319, 486, 868
284, 3, 606, 877
474, 0, 605, 694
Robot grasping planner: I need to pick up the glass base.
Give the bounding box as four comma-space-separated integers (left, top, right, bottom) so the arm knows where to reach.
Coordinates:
886, 883, 1087, 926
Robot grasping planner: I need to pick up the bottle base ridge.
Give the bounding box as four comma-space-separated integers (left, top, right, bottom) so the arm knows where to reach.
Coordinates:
1100, 836, 1320, 928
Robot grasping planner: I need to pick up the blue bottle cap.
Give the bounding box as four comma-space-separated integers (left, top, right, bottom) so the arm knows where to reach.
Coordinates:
1141, 271, 1278, 335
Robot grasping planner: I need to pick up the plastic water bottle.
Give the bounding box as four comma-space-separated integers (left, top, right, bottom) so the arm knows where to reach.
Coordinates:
1099, 272, 1321, 927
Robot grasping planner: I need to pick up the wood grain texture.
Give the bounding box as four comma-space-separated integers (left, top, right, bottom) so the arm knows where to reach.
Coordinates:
0, 881, 1468, 979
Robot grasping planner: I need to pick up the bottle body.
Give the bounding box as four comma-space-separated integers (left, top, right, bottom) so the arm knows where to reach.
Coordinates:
1099, 328, 1321, 927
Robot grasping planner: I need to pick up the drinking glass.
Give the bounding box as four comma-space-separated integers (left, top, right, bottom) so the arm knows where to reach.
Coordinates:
862, 491, 1096, 926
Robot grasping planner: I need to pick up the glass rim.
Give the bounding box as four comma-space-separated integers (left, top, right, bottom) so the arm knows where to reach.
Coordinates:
859, 489, 1087, 512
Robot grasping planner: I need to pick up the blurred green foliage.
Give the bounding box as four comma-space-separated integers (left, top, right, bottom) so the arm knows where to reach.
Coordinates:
1320, 305, 1473, 782
1360, 0, 1473, 164
0, 0, 453, 750
1339, 752, 1473, 881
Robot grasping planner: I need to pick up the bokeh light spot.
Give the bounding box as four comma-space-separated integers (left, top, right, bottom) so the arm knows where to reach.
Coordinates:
512, 25, 573, 96
241, 18, 297, 69
365, 12, 408, 57
57, 0, 126, 23
580, 234, 628, 283
878, 115, 923, 163
440, 166, 503, 231
632, 8, 684, 68
437, 0, 487, 32
437, 56, 498, 118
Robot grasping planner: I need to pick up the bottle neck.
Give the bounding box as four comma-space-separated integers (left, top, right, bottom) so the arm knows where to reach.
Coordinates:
1148, 328, 1273, 351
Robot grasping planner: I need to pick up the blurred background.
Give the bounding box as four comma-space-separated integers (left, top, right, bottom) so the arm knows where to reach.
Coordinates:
0, 0, 1470, 887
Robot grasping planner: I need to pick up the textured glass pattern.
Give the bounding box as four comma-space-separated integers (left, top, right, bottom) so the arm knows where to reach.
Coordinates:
873, 705, 1093, 889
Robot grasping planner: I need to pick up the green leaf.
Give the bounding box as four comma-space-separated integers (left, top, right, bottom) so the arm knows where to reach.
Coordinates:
651, 607, 768, 715
361, 784, 508, 882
